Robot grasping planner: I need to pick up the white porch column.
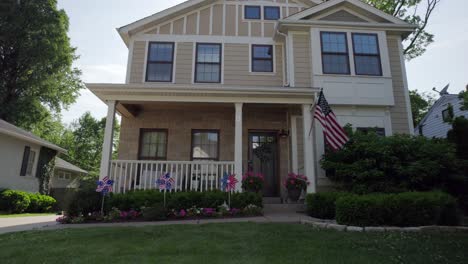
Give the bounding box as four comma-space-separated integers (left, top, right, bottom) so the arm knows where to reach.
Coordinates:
99, 100, 116, 180
234, 103, 243, 192
302, 104, 316, 193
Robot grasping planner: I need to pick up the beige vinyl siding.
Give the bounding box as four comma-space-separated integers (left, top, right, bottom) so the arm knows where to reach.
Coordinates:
237, 5, 248, 36
387, 37, 410, 134
264, 23, 275, 38
212, 4, 223, 35
173, 18, 184, 34
225, 5, 236, 36
159, 23, 171, 34
175, 42, 193, 84
293, 34, 312, 87
199, 7, 210, 35
251, 22, 262, 37
289, 7, 300, 16
129, 41, 146, 83
186, 13, 197, 34
224, 44, 283, 87
319, 10, 367, 22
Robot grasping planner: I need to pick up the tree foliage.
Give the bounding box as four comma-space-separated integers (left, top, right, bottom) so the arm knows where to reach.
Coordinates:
325, 0, 442, 60
0, 0, 83, 130
320, 131, 464, 194
409, 89, 435, 127
459, 90, 468, 111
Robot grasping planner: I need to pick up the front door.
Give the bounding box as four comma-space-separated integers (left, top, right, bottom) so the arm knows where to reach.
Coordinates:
248, 132, 278, 197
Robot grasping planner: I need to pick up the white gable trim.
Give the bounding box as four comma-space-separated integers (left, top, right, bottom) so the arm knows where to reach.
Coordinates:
285, 0, 409, 25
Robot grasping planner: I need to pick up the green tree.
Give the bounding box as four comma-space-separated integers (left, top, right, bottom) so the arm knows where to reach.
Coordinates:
60, 112, 120, 178
325, 0, 442, 60
459, 90, 468, 111
0, 0, 83, 130
410, 90, 435, 127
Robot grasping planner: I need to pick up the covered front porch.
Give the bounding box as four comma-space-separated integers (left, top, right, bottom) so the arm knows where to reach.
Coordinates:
89, 84, 320, 196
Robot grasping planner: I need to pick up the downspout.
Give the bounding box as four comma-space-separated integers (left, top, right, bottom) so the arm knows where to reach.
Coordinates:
277, 30, 291, 87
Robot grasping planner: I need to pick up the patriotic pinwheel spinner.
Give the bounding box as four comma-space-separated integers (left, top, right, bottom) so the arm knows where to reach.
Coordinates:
221, 173, 238, 192
96, 176, 114, 194
157, 173, 174, 191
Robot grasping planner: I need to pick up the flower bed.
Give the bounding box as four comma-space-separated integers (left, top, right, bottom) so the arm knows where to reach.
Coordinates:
58, 190, 263, 224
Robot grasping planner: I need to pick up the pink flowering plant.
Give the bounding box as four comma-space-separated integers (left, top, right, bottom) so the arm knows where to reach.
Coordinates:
241, 171, 265, 192
284, 173, 310, 191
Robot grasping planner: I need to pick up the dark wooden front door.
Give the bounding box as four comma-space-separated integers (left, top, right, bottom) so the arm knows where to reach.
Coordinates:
248, 132, 278, 197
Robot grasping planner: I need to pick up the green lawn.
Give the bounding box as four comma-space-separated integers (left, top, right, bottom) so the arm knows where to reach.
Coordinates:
0, 223, 466, 263
0, 213, 56, 218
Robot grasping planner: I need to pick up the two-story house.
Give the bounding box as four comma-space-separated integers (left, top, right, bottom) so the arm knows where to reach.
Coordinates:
87, 0, 415, 198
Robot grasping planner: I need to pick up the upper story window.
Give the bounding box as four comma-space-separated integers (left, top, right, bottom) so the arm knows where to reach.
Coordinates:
320, 32, 350, 75
195, 43, 222, 83
138, 129, 168, 160
264, 6, 280, 20
146, 42, 174, 82
245, 6, 261, 19
252, 45, 273, 72
352, 33, 382, 76
192, 130, 219, 160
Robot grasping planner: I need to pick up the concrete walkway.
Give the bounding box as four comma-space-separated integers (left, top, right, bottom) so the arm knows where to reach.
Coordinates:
0, 213, 316, 235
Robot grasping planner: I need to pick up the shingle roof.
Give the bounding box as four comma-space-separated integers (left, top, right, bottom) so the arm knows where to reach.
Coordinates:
0, 119, 66, 153
55, 157, 88, 174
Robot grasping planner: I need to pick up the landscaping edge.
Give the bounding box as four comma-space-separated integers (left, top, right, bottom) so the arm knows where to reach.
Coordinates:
301, 219, 468, 233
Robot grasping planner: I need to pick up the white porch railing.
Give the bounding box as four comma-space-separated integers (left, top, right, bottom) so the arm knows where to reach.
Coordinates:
109, 160, 235, 194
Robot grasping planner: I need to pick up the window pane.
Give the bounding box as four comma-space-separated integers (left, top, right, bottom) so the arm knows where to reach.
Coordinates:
322, 54, 349, 74
321, 32, 347, 53
149, 43, 173, 62
139, 131, 167, 159
353, 34, 378, 55
253, 46, 272, 59
264, 6, 280, 20
192, 132, 219, 159
147, 63, 172, 81
26, 150, 36, 176
245, 6, 260, 19
196, 63, 220, 82
354, 55, 381, 75
197, 45, 220, 63
253, 60, 273, 72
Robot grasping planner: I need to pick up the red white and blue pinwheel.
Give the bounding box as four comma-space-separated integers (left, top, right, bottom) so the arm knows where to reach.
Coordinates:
221, 172, 238, 192
96, 176, 114, 194
157, 173, 174, 191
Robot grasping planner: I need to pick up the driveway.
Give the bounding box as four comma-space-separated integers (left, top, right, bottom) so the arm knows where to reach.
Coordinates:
0, 215, 59, 234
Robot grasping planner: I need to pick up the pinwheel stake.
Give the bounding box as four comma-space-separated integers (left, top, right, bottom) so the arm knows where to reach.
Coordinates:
221, 173, 238, 208
157, 172, 174, 207
96, 176, 114, 215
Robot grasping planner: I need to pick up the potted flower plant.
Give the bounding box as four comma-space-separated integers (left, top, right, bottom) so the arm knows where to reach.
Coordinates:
284, 173, 310, 202
241, 171, 264, 193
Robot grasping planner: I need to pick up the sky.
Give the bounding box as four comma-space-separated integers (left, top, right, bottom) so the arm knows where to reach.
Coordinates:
57, 0, 468, 124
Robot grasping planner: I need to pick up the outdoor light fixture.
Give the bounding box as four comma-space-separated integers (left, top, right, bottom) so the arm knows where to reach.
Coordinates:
279, 129, 290, 138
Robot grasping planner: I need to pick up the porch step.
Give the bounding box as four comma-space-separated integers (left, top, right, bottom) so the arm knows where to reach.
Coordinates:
263, 203, 306, 214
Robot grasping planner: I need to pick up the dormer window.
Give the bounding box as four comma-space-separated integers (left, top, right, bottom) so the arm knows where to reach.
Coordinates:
245, 6, 261, 19
264, 6, 280, 20
146, 42, 174, 82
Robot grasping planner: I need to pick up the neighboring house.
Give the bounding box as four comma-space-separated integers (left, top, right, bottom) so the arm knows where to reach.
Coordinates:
415, 85, 468, 138
51, 157, 87, 189
0, 119, 85, 193
88, 0, 416, 198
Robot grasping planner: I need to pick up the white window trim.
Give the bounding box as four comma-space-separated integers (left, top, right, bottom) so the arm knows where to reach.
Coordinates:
311, 28, 391, 78
249, 43, 276, 75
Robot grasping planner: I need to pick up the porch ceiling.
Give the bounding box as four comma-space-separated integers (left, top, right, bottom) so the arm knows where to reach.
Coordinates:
86, 83, 319, 105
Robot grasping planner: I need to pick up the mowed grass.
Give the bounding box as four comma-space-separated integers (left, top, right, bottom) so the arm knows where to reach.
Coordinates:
0, 223, 466, 264
0, 213, 56, 218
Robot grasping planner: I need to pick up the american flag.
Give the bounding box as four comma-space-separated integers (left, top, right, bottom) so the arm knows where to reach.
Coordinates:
157, 173, 174, 191
313, 91, 349, 150
96, 176, 114, 193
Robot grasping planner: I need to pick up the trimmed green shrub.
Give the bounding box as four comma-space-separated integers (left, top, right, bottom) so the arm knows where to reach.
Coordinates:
141, 204, 167, 221
27, 193, 56, 212
306, 192, 350, 219
335, 192, 461, 227
0, 190, 31, 213
231, 192, 262, 209
65, 188, 102, 217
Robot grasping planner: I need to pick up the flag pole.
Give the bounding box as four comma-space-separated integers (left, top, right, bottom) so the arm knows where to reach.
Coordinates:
309, 88, 322, 191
